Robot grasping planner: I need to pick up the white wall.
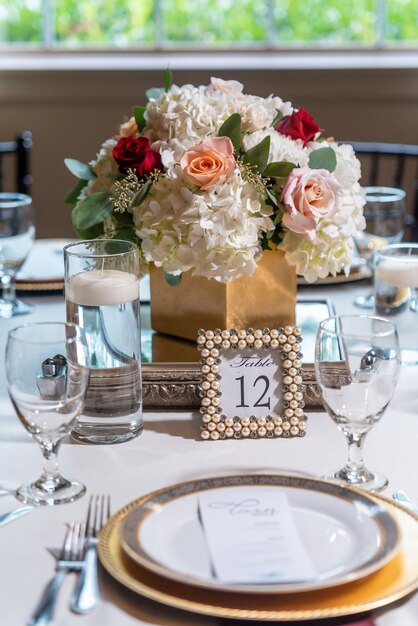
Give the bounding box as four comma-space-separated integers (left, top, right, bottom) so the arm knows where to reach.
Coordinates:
1, 66, 417, 238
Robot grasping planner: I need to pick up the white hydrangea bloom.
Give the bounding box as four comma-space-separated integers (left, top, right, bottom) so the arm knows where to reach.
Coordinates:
133, 171, 273, 283
243, 127, 309, 167
78, 139, 118, 201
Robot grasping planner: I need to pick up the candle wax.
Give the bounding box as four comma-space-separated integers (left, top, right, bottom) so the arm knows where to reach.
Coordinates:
66, 269, 139, 306
376, 259, 418, 289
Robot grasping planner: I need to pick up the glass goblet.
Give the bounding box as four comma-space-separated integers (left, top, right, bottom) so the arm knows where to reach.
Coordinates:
315, 315, 400, 492
0, 193, 35, 319
6, 322, 90, 505
354, 186, 405, 310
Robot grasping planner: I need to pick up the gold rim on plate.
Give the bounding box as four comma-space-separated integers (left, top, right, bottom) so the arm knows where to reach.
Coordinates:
98, 476, 418, 621
119, 474, 399, 594
297, 263, 372, 286
16, 279, 64, 292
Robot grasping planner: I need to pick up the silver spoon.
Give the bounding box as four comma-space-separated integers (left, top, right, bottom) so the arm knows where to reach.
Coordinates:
0, 505, 37, 527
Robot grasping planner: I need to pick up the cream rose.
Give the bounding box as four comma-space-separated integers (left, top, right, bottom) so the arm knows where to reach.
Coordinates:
119, 117, 139, 137
281, 167, 341, 240
208, 77, 244, 97
180, 137, 236, 189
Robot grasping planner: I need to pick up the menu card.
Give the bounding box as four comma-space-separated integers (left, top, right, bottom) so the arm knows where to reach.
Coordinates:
198, 487, 316, 584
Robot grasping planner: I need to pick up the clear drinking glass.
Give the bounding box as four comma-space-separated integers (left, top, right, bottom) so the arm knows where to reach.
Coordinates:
0, 193, 35, 318
354, 186, 405, 309
64, 239, 142, 445
6, 322, 90, 506
315, 315, 400, 492
374, 243, 418, 365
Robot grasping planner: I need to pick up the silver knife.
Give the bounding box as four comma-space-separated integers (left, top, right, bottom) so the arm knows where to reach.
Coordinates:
0, 505, 37, 527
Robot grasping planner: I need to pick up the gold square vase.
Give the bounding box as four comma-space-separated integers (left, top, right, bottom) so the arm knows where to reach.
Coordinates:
150, 250, 296, 342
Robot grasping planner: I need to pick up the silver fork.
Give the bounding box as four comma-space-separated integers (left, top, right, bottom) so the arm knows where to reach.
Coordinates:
70, 494, 111, 614
28, 521, 84, 625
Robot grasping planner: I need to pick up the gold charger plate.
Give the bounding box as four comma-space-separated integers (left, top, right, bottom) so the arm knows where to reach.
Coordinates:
297, 262, 372, 286
16, 279, 64, 292
98, 478, 418, 622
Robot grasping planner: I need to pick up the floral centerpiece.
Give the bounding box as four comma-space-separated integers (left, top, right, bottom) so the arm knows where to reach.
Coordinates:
65, 73, 365, 286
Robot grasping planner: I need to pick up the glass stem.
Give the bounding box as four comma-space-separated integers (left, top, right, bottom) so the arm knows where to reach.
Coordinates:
345, 432, 366, 474
37, 441, 66, 491
0, 274, 15, 304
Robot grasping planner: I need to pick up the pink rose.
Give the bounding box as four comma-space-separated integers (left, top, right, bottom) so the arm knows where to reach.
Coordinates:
180, 137, 236, 189
281, 167, 341, 240
208, 77, 244, 98
119, 117, 139, 137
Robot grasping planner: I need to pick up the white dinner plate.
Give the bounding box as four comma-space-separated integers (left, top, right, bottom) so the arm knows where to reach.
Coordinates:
15, 238, 151, 299
15, 238, 73, 290
120, 474, 399, 594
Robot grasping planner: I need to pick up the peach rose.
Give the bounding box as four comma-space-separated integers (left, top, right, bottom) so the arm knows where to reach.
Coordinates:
281, 167, 341, 240
180, 137, 236, 189
119, 117, 139, 137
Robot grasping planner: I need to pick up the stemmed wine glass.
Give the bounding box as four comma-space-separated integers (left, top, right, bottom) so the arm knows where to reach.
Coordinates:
6, 322, 90, 505
315, 315, 400, 492
0, 193, 35, 318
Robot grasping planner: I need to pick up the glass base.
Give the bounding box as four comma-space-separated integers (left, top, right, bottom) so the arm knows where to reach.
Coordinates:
0, 297, 34, 319
71, 422, 143, 445
324, 468, 388, 493
353, 293, 374, 310
15, 478, 86, 506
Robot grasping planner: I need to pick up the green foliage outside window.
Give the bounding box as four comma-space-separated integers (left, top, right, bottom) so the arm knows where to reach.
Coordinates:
0, 0, 417, 47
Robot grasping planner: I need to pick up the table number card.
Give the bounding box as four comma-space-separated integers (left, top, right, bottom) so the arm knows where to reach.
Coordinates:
197, 327, 307, 440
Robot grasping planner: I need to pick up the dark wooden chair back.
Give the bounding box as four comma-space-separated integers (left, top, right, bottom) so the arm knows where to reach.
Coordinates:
346, 141, 418, 241
0, 131, 32, 195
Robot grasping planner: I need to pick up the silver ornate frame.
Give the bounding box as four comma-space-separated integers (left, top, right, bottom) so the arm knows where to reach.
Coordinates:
142, 298, 336, 411
142, 361, 324, 410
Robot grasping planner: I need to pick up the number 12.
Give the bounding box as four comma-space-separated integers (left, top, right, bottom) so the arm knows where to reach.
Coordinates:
235, 375, 271, 409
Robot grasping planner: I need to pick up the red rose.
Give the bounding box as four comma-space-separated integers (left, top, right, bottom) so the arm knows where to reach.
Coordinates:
112, 136, 162, 177
275, 108, 323, 144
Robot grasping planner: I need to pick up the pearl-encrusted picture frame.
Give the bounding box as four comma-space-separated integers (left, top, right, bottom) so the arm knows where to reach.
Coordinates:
197, 327, 307, 441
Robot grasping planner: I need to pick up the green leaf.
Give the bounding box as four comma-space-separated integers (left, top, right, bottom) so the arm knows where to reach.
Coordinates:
264, 161, 296, 178
308, 147, 337, 173
103, 239, 137, 254
130, 179, 152, 207
272, 109, 284, 126
64, 179, 88, 205
64, 158, 96, 180
111, 228, 140, 245
133, 106, 146, 131
146, 87, 164, 101
218, 113, 242, 152
112, 210, 134, 226
261, 237, 272, 251
72, 193, 113, 230
74, 222, 104, 240
265, 188, 279, 208
164, 271, 182, 287
164, 67, 173, 92
243, 136, 270, 174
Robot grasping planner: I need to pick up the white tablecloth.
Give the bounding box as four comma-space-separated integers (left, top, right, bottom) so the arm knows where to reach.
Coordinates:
1, 280, 418, 626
